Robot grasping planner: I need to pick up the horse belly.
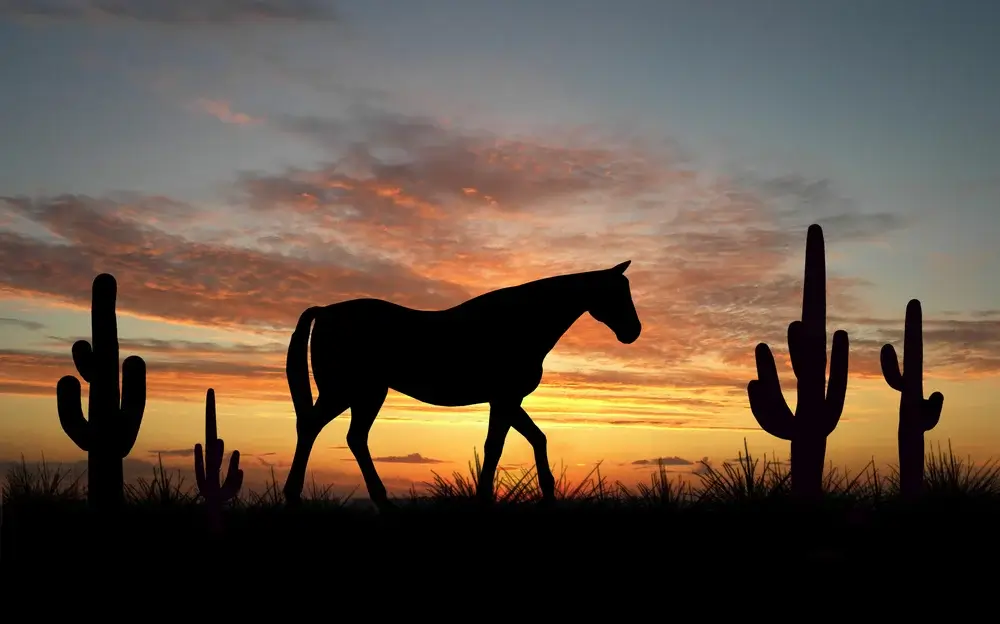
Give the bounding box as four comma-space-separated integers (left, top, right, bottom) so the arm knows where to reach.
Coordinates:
389, 355, 543, 407
388, 355, 493, 407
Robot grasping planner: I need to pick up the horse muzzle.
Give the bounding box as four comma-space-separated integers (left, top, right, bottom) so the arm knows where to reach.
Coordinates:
616, 323, 641, 345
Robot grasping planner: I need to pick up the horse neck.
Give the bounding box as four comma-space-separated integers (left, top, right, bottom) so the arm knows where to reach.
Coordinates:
529, 274, 591, 351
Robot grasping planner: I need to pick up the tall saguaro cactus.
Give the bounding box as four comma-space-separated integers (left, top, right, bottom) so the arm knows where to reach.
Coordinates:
56, 273, 147, 510
195, 388, 243, 532
747, 224, 850, 499
881, 299, 944, 499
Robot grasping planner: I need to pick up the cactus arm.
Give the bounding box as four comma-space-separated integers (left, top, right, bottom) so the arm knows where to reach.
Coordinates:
748, 343, 795, 440
822, 329, 849, 434
56, 375, 91, 451
118, 355, 147, 456
194, 442, 208, 493
880, 344, 904, 391
923, 392, 944, 430
71, 340, 94, 383
220, 450, 244, 500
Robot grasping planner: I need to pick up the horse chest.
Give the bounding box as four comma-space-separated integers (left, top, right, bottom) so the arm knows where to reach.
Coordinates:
505, 365, 544, 397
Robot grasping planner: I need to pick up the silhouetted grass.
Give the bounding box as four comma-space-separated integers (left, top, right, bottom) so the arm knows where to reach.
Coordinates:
6, 439, 1000, 511
4, 439, 1000, 573
125, 454, 193, 508
2, 455, 85, 504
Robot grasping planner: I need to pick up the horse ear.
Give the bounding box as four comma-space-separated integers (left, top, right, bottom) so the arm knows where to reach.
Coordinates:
611, 260, 631, 274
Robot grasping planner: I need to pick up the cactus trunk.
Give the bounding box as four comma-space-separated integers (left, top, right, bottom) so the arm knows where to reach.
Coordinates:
898, 430, 926, 498
791, 437, 827, 499
89, 452, 126, 509
89, 274, 123, 509
881, 299, 943, 500
747, 225, 849, 501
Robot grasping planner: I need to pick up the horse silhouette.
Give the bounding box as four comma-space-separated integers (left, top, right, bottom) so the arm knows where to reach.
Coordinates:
282, 260, 641, 510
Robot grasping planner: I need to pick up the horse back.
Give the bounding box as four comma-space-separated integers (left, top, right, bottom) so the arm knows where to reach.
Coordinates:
308, 297, 545, 403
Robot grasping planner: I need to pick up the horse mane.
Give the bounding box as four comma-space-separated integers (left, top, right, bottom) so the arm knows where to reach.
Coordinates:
452, 267, 607, 311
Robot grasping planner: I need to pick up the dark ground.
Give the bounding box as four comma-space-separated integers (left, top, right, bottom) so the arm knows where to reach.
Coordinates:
4, 447, 1000, 592
5, 496, 999, 574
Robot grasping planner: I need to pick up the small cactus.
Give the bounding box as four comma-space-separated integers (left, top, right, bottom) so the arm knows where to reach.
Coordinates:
195, 388, 243, 531
881, 299, 944, 499
56, 273, 147, 510
747, 224, 850, 499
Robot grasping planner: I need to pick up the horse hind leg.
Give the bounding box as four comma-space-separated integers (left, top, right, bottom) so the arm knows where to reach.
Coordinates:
478, 405, 511, 505
346, 386, 392, 511
508, 405, 556, 503
285, 393, 349, 505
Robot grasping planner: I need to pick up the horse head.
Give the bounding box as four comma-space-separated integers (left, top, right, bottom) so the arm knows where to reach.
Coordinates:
586, 260, 641, 344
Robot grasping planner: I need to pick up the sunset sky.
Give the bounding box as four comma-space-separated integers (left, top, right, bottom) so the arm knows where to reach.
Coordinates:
1, 0, 998, 497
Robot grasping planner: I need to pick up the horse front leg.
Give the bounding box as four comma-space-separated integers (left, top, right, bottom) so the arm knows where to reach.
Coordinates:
478, 405, 511, 505
508, 405, 556, 503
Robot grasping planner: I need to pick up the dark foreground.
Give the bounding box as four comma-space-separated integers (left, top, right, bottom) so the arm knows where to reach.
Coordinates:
4, 446, 1000, 589
5, 496, 1000, 571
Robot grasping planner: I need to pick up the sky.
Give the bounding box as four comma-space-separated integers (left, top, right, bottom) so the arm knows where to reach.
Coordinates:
1, 0, 998, 497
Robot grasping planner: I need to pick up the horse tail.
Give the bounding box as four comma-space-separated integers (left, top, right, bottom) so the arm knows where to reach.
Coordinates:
284, 306, 323, 505
286, 306, 321, 419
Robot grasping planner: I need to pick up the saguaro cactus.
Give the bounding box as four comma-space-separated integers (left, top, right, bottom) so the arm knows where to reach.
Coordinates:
881, 299, 944, 499
195, 388, 243, 531
747, 224, 850, 499
56, 273, 147, 510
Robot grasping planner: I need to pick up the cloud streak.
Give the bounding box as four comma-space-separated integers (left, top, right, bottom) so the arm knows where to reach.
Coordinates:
369, 453, 447, 465
148, 448, 193, 458
0, 0, 338, 24
631, 456, 694, 467
191, 99, 263, 125
0, 317, 45, 331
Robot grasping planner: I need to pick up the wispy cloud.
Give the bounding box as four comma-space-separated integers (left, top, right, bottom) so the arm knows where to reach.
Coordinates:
148, 448, 193, 457
369, 453, 447, 465
191, 98, 263, 125
631, 456, 694, 467
0, 317, 45, 331
0, 0, 338, 24
45, 336, 287, 356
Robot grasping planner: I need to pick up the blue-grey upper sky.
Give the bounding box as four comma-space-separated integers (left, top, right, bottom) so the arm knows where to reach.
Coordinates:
2, 0, 1000, 475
